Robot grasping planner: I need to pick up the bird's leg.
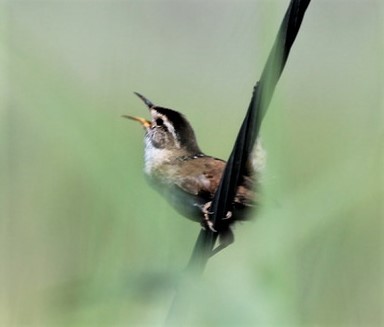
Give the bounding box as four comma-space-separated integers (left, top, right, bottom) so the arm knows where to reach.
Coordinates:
194, 201, 216, 232
200, 201, 216, 232
194, 202, 216, 232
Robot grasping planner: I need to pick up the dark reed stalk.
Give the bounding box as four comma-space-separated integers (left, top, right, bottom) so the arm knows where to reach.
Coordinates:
187, 0, 312, 273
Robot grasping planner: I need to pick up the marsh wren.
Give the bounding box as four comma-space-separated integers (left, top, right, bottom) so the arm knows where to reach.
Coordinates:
124, 93, 265, 233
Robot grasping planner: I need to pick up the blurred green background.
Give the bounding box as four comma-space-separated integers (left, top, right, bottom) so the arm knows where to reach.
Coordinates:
1, 0, 383, 326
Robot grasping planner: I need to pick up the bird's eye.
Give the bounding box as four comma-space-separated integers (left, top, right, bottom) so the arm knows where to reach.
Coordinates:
156, 118, 164, 126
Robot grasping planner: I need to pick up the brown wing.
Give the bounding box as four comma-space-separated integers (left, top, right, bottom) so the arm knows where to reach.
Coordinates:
175, 157, 226, 200
175, 157, 255, 206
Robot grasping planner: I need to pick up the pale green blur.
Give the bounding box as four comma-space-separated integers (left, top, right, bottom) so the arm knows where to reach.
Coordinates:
1, 1, 383, 326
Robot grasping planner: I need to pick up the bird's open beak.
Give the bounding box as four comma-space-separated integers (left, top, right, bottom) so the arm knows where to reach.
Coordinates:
122, 92, 155, 128
122, 115, 151, 128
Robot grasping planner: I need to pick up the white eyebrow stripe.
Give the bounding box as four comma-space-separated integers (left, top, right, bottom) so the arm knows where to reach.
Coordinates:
152, 111, 180, 148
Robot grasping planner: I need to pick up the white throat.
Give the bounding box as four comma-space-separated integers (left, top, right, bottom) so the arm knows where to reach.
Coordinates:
144, 145, 175, 175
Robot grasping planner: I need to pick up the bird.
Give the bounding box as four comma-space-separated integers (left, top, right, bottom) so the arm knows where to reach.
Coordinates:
123, 92, 265, 241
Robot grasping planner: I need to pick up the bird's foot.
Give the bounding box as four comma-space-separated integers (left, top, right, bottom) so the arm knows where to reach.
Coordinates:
199, 201, 215, 232
202, 201, 214, 216
200, 201, 233, 231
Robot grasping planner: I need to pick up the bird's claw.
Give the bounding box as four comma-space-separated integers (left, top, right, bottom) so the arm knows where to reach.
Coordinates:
223, 211, 233, 220
202, 201, 214, 215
